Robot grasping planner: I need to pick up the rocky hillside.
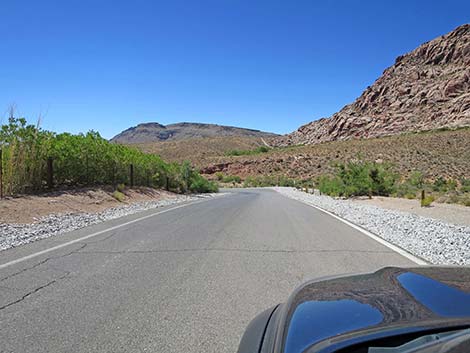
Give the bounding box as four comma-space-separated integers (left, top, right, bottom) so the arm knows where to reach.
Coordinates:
200, 128, 470, 182
111, 122, 277, 144
135, 136, 269, 164
277, 24, 470, 146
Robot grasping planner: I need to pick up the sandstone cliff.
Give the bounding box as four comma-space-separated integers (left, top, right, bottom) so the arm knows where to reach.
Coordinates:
277, 24, 470, 146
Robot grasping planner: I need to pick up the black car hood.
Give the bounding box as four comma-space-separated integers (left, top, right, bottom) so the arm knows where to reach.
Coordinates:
275, 267, 470, 353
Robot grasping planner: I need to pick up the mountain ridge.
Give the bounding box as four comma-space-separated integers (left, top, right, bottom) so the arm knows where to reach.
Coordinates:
111, 122, 278, 144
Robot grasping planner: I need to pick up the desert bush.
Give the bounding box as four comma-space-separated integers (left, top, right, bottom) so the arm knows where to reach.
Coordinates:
112, 190, 125, 202
437, 192, 459, 204
317, 175, 343, 196
432, 176, 447, 192
432, 177, 457, 192
116, 183, 126, 192
222, 175, 241, 184
225, 146, 270, 156
0, 117, 53, 194
0, 117, 215, 195
396, 182, 417, 198
409, 171, 425, 188
460, 178, 470, 193
189, 174, 219, 193
421, 195, 435, 207
318, 161, 397, 197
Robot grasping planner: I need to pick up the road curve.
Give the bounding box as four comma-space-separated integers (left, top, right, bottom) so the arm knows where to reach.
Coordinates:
0, 188, 413, 353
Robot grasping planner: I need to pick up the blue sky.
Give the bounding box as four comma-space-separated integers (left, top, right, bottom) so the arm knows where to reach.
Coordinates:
1, 0, 469, 138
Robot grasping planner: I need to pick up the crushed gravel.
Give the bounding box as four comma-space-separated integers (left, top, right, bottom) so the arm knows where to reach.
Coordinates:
0, 193, 220, 251
274, 187, 470, 266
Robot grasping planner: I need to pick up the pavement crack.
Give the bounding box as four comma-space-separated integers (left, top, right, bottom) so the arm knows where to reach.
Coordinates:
0, 273, 69, 311
0, 243, 86, 283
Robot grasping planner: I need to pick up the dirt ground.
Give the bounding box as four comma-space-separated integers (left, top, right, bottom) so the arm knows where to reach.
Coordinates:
353, 196, 470, 227
0, 187, 178, 224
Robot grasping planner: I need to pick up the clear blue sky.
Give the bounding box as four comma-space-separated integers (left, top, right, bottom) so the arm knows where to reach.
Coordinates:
1, 0, 469, 138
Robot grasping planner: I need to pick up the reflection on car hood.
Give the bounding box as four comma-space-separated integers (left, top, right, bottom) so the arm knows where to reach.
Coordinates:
280, 267, 470, 353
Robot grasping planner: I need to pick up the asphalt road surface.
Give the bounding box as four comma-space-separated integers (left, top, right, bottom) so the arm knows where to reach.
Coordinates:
0, 189, 414, 353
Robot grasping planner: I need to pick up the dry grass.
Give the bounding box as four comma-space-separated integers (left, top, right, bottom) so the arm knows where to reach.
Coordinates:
134, 136, 274, 165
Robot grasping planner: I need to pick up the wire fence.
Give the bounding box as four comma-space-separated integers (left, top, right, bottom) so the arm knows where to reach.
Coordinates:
0, 148, 172, 198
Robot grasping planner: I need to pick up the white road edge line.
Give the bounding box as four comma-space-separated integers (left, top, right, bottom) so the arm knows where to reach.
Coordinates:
279, 192, 428, 265
0, 198, 211, 270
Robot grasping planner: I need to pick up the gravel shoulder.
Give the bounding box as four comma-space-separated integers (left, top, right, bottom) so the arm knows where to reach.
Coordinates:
274, 187, 470, 266
351, 196, 470, 227
0, 188, 220, 251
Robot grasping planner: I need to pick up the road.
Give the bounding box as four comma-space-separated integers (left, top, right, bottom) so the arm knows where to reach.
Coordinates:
0, 189, 414, 353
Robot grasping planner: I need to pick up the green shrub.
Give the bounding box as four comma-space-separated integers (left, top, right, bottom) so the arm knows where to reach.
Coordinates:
447, 179, 458, 191
112, 190, 125, 202
222, 175, 241, 183
189, 174, 219, 193
0, 116, 215, 195
460, 178, 470, 193
421, 195, 435, 207
242, 176, 253, 187
317, 160, 397, 198
436, 192, 459, 204
396, 182, 418, 198
433, 177, 457, 192
116, 183, 126, 192
409, 171, 424, 188
215, 172, 224, 181
225, 146, 271, 156
404, 193, 416, 199
432, 176, 447, 192
258, 146, 270, 153
318, 175, 344, 197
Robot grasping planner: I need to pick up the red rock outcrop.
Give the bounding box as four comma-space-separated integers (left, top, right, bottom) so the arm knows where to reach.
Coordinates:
276, 24, 470, 146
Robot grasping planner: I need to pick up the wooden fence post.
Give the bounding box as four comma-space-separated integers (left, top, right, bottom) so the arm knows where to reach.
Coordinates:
129, 164, 134, 188
85, 154, 89, 185
112, 163, 116, 188
0, 149, 3, 199
421, 189, 425, 201
47, 157, 54, 189
166, 176, 169, 191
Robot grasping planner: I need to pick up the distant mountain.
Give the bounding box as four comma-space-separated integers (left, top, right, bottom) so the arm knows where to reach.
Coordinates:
111, 122, 278, 144
275, 24, 470, 146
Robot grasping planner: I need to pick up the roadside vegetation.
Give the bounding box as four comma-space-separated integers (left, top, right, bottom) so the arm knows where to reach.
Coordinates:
317, 161, 397, 197
214, 172, 298, 188
315, 161, 470, 207
225, 145, 270, 156
214, 159, 470, 207
242, 175, 297, 187
215, 172, 242, 184
0, 116, 217, 196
